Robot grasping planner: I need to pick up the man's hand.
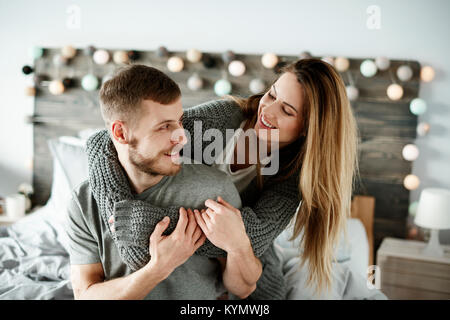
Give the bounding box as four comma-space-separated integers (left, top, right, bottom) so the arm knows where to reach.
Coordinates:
147, 207, 206, 277
194, 196, 250, 253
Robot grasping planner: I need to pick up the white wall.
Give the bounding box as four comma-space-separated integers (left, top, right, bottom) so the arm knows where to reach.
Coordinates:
1, 0, 449, 239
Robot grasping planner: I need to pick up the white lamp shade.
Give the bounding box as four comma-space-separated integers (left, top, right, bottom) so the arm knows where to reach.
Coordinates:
414, 188, 450, 230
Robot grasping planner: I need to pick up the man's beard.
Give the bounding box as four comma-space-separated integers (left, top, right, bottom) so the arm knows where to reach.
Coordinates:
128, 139, 181, 177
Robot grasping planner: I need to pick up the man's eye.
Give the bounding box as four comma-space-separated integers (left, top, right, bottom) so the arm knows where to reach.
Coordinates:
268, 93, 275, 99
160, 124, 170, 130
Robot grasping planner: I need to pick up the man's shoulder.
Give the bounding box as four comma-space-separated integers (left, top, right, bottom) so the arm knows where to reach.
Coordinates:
69, 179, 98, 218
71, 179, 92, 201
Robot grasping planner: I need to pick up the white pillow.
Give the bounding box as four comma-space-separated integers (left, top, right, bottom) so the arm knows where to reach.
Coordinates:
46, 137, 89, 252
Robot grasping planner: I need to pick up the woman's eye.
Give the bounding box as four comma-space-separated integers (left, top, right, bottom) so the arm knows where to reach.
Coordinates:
283, 108, 294, 117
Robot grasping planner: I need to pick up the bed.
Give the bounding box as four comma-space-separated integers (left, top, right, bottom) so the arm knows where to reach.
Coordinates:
0, 134, 387, 300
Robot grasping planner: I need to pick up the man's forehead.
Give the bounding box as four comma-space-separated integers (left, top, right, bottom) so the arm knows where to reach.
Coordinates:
139, 98, 183, 124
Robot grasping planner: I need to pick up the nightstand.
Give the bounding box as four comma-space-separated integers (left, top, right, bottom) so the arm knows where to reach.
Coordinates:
376, 237, 450, 299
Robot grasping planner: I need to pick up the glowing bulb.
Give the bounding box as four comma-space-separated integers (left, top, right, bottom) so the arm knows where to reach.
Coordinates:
167, 56, 184, 72
397, 65, 413, 82
187, 74, 203, 91
387, 83, 403, 100
360, 59, 377, 77
410, 98, 427, 115
61, 45, 77, 59
402, 144, 419, 161
375, 57, 390, 71
49, 80, 65, 95
334, 57, 350, 72
24, 86, 36, 97
298, 51, 312, 60
214, 79, 232, 96
93, 50, 110, 65
113, 51, 129, 64
53, 54, 68, 67
416, 122, 430, 137
228, 60, 246, 77
186, 49, 202, 63
30, 46, 44, 60
420, 66, 435, 82
81, 74, 99, 91
346, 85, 359, 101
408, 201, 419, 217
321, 56, 335, 66
261, 53, 279, 69
249, 78, 266, 94
403, 174, 420, 190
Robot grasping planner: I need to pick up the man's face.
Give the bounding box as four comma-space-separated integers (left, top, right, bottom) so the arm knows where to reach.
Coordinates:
127, 97, 186, 177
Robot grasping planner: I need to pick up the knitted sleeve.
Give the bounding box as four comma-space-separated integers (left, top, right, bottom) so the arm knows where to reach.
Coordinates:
113, 99, 301, 259
181, 99, 244, 164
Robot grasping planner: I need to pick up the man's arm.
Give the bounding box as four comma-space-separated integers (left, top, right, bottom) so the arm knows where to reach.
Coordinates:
71, 260, 169, 300
70, 208, 206, 299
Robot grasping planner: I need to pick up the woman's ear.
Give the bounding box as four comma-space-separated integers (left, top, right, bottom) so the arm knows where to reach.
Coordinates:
111, 120, 129, 144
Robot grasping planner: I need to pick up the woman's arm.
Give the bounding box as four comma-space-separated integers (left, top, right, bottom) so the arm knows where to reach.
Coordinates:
192, 202, 262, 299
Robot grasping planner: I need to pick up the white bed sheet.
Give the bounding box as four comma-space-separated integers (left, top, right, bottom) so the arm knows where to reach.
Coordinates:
0, 204, 73, 299
274, 218, 387, 299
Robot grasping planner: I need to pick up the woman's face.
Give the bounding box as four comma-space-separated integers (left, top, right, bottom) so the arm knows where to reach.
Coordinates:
254, 72, 305, 149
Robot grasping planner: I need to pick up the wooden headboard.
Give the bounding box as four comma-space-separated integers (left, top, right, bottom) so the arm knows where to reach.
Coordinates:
351, 195, 376, 266
29, 48, 420, 263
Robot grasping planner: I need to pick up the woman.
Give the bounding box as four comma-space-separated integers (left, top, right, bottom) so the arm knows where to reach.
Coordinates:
87, 58, 358, 298
187, 58, 358, 296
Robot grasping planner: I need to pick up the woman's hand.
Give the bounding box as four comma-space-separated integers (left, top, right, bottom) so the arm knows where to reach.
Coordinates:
193, 196, 250, 253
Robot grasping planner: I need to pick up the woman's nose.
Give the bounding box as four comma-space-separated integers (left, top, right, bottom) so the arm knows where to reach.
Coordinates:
263, 103, 279, 122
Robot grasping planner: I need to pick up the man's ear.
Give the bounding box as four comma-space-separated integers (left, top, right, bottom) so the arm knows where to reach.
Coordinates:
111, 120, 129, 144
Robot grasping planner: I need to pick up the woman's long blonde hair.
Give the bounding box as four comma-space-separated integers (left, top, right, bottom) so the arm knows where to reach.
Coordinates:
230, 58, 359, 295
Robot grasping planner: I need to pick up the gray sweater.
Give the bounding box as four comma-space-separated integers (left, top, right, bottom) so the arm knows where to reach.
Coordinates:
86, 99, 302, 299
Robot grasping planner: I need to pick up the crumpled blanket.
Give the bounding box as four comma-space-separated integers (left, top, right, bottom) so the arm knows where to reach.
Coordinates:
0, 210, 73, 300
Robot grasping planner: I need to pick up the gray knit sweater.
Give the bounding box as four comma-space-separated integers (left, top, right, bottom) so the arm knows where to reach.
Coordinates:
86, 99, 302, 300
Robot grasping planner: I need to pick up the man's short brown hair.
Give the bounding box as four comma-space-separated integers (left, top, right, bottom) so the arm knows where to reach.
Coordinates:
99, 64, 181, 127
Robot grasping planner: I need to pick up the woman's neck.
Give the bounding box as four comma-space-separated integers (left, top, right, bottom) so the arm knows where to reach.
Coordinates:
230, 121, 273, 172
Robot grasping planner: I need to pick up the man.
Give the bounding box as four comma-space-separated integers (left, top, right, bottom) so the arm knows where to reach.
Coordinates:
67, 64, 262, 299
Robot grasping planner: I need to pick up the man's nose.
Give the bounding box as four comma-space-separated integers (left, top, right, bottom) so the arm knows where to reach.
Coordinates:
171, 127, 188, 145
